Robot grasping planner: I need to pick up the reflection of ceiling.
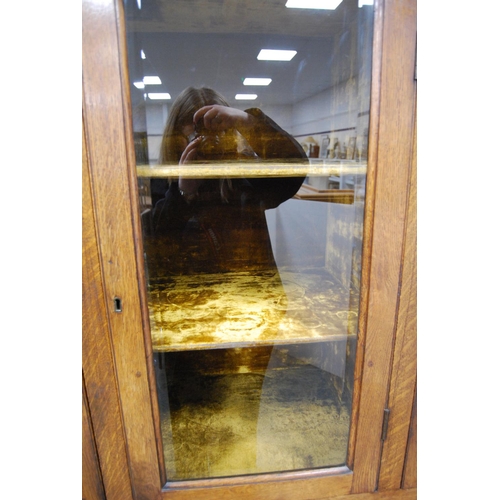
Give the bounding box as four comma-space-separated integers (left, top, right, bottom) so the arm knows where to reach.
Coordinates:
125, 0, 369, 108
127, 0, 352, 36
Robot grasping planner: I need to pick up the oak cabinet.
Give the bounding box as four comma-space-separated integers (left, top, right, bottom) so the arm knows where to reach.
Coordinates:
82, 0, 416, 498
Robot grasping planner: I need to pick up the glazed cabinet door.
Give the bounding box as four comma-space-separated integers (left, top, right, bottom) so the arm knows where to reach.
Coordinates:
82, 0, 416, 499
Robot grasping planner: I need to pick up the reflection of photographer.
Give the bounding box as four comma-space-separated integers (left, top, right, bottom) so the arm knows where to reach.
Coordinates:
185, 105, 247, 160
151, 87, 307, 274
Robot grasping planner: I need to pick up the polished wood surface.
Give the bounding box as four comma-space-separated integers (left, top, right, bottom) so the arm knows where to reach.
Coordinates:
82, 0, 162, 496
163, 468, 353, 500
81, 0, 417, 497
323, 490, 416, 500
400, 114, 417, 494
351, 0, 417, 493
82, 122, 134, 500
378, 102, 417, 491
402, 390, 417, 490
345, 0, 386, 468
160, 479, 416, 500
82, 382, 106, 500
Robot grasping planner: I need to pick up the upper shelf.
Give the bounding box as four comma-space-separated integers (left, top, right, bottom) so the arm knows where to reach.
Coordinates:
136, 160, 367, 179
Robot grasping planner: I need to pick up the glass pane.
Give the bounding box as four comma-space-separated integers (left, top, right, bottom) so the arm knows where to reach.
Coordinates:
125, 0, 374, 482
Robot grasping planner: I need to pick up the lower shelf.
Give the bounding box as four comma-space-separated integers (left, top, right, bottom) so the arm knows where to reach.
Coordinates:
155, 343, 355, 481
148, 267, 359, 351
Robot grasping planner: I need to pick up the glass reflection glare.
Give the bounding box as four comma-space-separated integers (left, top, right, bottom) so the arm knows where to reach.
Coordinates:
256, 49, 297, 61
285, 0, 343, 10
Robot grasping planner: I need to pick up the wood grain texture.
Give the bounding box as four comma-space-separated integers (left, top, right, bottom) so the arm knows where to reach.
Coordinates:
346, 0, 385, 469
81, 0, 418, 497
115, 0, 168, 485
161, 468, 353, 500
82, 381, 106, 500
401, 390, 416, 490
318, 488, 416, 500
82, 1, 162, 497
83, 121, 134, 500
351, 0, 417, 493
377, 98, 417, 491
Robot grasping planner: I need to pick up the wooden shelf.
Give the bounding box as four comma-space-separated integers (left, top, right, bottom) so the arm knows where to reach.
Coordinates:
136, 160, 367, 179
148, 267, 358, 352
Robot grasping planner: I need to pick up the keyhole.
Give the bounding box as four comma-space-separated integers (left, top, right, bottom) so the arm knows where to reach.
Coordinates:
114, 297, 122, 313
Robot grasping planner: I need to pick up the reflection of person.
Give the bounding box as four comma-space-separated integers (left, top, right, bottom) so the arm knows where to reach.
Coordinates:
150, 87, 307, 275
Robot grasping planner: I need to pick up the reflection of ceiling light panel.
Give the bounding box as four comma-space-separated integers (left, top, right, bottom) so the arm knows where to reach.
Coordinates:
140, 50, 146, 59
243, 78, 272, 86
143, 76, 162, 85
148, 93, 171, 100
358, 0, 373, 6
133, 81, 145, 89
285, 0, 343, 9
257, 49, 297, 61
235, 94, 258, 100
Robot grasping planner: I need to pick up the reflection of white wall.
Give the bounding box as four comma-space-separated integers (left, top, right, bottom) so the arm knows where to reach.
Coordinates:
146, 102, 168, 163
266, 197, 362, 291
260, 104, 294, 131
264, 199, 356, 395
325, 202, 357, 290
291, 82, 358, 137
266, 198, 327, 269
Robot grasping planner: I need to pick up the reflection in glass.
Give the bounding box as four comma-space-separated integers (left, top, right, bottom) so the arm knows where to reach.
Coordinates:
125, 0, 374, 482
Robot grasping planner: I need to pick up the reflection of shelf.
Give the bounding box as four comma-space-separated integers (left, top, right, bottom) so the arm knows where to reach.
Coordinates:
148, 268, 358, 352
294, 184, 354, 204
136, 160, 367, 179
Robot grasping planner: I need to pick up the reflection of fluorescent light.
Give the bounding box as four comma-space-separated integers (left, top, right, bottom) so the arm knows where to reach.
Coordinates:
243, 78, 272, 86
136, 0, 141, 9
133, 81, 145, 89
358, 0, 373, 6
286, 0, 342, 9
143, 76, 162, 85
257, 49, 297, 61
235, 94, 258, 100
148, 93, 171, 100
140, 50, 146, 59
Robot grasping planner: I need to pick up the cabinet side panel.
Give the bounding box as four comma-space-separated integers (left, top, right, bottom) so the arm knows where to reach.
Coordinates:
402, 391, 417, 490
378, 105, 417, 490
82, 382, 106, 500
347, 0, 384, 469
83, 120, 134, 500
351, 0, 417, 493
82, 0, 162, 497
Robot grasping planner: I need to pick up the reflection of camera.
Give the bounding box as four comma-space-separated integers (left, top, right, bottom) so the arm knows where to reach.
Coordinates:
193, 122, 238, 160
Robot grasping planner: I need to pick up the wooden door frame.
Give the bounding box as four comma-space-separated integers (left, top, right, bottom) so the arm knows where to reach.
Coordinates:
82, 0, 417, 498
